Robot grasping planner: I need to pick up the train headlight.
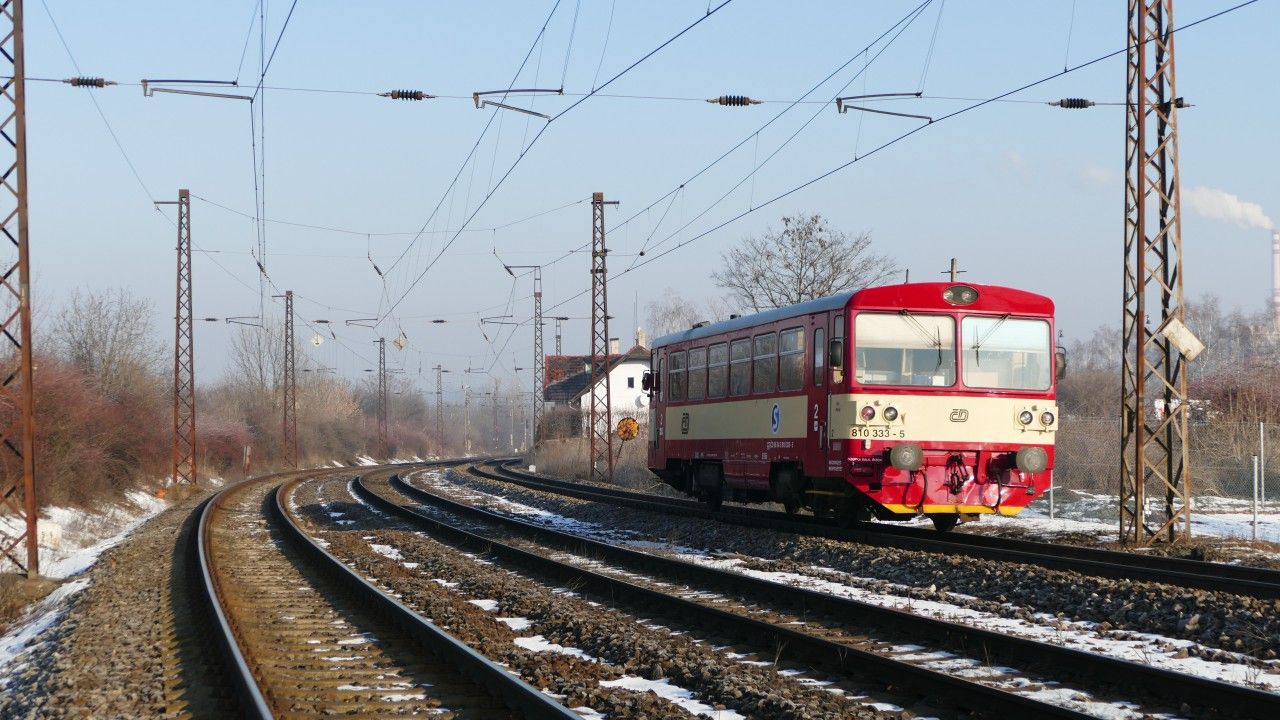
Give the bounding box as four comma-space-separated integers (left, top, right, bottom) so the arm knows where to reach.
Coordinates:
883, 406, 899, 421
860, 405, 876, 421
1018, 410, 1034, 425
943, 284, 979, 305
1040, 411, 1056, 426
1015, 446, 1049, 473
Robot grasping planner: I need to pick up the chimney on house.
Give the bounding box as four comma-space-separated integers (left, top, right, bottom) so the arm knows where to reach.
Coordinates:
636, 327, 647, 348
609, 338, 620, 355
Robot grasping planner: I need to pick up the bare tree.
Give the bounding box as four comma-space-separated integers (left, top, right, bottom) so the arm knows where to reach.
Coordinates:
228, 323, 285, 392
51, 288, 163, 399
645, 288, 706, 338
711, 213, 897, 312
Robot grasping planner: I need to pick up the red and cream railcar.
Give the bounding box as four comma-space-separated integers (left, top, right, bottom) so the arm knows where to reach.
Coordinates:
644, 282, 1062, 530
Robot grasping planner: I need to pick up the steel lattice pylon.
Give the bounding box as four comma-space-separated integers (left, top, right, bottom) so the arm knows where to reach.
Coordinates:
171, 189, 196, 487
377, 337, 388, 459
433, 364, 445, 452
281, 290, 297, 468
589, 192, 618, 483
0, 0, 39, 577
532, 269, 545, 441
1120, 0, 1191, 545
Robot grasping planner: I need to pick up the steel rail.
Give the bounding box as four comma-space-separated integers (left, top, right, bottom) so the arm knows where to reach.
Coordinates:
388, 469, 1280, 719
275, 468, 579, 720
480, 460, 1280, 598
361, 474, 1090, 719
198, 475, 294, 720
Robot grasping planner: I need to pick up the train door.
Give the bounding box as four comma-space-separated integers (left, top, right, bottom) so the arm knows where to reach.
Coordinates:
824, 312, 845, 478
803, 313, 831, 478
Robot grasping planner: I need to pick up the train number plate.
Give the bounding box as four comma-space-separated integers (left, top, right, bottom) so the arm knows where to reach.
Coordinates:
850, 427, 905, 439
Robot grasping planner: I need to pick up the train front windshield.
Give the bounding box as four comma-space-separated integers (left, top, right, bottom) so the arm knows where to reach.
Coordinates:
852, 312, 1052, 392
853, 313, 957, 387
961, 316, 1052, 391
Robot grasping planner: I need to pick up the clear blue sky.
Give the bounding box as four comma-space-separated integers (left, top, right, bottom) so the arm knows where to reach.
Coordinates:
20, 1, 1279, 398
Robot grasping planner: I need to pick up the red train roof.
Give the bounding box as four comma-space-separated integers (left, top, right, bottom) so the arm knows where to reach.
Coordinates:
850, 282, 1054, 316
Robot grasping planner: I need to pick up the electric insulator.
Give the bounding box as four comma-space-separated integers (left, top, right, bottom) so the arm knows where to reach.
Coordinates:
707, 95, 761, 107
379, 89, 433, 101
1050, 98, 1096, 109
63, 77, 114, 88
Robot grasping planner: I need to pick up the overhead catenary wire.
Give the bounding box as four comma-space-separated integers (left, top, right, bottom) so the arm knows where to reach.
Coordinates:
379, 0, 738, 324
382, 0, 568, 281
536, 0, 1261, 320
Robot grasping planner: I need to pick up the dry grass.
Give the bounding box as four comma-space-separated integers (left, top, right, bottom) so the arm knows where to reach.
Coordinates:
0, 573, 59, 633
529, 436, 668, 491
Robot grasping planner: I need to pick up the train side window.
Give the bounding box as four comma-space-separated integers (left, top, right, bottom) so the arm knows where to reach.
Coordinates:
832, 315, 845, 384
813, 328, 825, 387
753, 332, 777, 394
729, 339, 751, 396
657, 356, 664, 401
707, 343, 728, 398
687, 347, 707, 401
668, 350, 687, 402
779, 327, 804, 391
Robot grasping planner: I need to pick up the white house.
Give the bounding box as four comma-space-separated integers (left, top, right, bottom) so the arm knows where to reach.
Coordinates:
543, 344, 651, 437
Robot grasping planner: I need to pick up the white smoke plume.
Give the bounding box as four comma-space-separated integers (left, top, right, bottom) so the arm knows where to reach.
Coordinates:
1184, 186, 1274, 231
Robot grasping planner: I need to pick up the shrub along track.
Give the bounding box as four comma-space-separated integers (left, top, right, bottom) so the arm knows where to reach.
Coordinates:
478, 461, 1280, 599
198, 462, 575, 719
365, 466, 1280, 719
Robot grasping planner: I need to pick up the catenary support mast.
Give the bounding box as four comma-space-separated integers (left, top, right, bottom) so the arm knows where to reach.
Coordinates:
281, 290, 297, 467
0, 0, 39, 576
1120, 0, 1192, 545
170, 190, 196, 487
589, 192, 619, 483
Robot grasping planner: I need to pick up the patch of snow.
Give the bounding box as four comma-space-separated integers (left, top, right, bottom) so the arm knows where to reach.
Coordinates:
498, 617, 532, 631
468, 598, 500, 612
513, 634, 596, 660
600, 676, 745, 719
369, 544, 404, 562
0, 578, 88, 671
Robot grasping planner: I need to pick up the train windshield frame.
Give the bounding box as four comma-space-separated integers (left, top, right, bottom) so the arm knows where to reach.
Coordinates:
960, 315, 1052, 391
852, 312, 957, 387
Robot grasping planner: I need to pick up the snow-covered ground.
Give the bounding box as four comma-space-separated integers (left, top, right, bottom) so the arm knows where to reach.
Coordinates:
1, 487, 176, 669
982, 488, 1280, 544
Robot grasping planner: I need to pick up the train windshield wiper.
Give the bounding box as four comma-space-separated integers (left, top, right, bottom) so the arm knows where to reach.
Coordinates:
899, 309, 945, 372
970, 314, 1011, 366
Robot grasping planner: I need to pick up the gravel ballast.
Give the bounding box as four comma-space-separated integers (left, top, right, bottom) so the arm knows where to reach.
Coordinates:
434, 467, 1280, 662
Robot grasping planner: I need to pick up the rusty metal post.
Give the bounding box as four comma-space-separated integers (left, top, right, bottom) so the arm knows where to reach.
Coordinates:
282, 290, 297, 468
532, 269, 545, 443
1120, 0, 1191, 545
377, 337, 388, 459
433, 364, 445, 453
0, 0, 39, 577
172, 189, 196, 487
589, 193, 619, 482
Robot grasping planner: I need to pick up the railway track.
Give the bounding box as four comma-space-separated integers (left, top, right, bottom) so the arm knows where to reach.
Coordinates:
373, 465, 1280, 719
195, 463, 578, 719
474, 460, 1280, 599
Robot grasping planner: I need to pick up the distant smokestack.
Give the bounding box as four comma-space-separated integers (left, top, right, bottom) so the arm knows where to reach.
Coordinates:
1273, 231, 1280, 329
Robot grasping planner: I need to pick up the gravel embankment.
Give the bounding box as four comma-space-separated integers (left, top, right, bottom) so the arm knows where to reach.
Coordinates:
300, 476, 907, 720
0, 485, 237, 720
439, 468, 1280, 662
